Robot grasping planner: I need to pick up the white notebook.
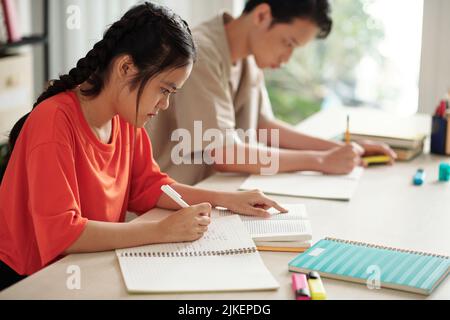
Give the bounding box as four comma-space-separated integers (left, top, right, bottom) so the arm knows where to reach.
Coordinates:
240, 167, 364, 201
216, 204, 312, 244
116, 215, 279, 293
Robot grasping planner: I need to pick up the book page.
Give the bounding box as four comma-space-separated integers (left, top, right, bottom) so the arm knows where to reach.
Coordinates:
117, 215, 255, 256
216, 205, 312, 241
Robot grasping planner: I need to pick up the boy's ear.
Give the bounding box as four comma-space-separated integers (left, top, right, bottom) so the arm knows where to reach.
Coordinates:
251, 3, 273, 29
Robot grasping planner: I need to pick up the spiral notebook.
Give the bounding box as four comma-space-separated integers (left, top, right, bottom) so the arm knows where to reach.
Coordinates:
289, 238, 450, 295
116, 215, 279, 293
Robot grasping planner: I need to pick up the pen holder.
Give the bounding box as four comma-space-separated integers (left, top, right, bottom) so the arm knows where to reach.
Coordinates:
430, 116, 448, 155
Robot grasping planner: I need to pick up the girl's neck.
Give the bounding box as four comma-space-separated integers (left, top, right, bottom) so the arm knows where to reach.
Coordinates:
75, 86, 116, 128
75, 86, 117, 143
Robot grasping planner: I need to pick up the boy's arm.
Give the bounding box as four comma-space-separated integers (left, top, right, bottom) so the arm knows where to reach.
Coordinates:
258, 117, 342, 151
211, 142, 324, 175
259, 117, 397, 159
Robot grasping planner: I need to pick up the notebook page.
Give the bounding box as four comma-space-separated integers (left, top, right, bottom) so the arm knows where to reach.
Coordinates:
118, 253, 280, 293
240, 168, 364, 201
117, 215, 255, 256
116, 214, 280, 293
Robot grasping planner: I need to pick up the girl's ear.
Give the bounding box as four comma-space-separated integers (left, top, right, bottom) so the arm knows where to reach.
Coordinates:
251, 3, 273, 29
115, 55, 138, 79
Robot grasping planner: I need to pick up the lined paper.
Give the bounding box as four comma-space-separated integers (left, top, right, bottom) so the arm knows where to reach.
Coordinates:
240, 168, 364, 201
117, 215, 255, 256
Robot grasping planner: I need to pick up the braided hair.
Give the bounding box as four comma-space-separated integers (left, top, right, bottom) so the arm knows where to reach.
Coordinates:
1, 2, 196, 183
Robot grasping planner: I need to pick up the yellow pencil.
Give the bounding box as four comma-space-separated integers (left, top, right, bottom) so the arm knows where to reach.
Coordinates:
345, 115, 351, 144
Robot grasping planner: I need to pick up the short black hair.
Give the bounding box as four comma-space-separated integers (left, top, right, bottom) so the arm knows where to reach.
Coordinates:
243, 0, 332, 39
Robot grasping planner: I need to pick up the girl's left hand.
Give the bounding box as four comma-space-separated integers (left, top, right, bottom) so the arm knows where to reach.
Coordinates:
219, 190, 288, 218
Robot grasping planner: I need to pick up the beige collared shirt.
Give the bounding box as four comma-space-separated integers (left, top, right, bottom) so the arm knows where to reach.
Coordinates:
146, 13, 274, 185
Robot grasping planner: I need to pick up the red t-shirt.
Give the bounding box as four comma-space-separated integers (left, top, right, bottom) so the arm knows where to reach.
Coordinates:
0, 91, 175, 275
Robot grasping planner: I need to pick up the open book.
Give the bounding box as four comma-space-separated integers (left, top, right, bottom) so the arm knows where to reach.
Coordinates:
216, 204, 312, 252
240, 168, 364, 201
116, 215, 279, 293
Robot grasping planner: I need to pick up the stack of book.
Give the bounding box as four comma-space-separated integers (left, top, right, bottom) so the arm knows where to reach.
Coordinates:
0, 0, 21, 44
326, 108, 430, 162
349, 132, 426, 161
218, 204, 312, 253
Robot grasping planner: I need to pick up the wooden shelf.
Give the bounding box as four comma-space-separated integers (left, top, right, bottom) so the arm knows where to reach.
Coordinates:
0, 0, 49, 82
0, 35, 48, 51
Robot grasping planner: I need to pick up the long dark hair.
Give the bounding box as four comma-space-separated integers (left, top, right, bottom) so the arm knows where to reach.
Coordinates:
0, 2, 196, 183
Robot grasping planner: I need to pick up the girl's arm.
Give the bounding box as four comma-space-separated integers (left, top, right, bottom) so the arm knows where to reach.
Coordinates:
157, 183, 288, 217
156, 183, 223, 209
64, 183, 287, 255
64, 220, 164, 254
64, 203, 212, 254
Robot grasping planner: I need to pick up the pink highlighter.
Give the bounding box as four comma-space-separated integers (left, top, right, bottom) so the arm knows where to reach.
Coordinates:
292, 274, 311, 300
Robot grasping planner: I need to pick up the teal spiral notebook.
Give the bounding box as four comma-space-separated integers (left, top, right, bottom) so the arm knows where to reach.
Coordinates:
289, 238, 449, 295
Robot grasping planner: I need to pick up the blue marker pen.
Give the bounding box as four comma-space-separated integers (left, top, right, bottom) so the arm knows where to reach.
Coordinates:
413, 169, 425, 186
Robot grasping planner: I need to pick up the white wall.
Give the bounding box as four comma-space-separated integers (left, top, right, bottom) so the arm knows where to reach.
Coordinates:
48, 0, 243, 80
419, 0, 450, 114
16, 0, 450, 116
48, 0, 138, 81
159, 0, 243, 26
11, 0, 244, 96
13, 0, 42, 97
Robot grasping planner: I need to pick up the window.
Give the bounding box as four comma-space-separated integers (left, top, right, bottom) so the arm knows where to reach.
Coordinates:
266, 0, 424, 125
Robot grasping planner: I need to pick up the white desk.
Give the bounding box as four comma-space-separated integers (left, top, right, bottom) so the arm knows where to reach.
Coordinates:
1, 108, 449, 300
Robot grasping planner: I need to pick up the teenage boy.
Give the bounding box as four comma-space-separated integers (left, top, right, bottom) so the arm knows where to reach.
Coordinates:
146, 0, 396, 185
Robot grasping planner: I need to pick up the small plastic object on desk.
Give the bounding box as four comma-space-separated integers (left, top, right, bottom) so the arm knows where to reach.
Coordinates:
307, 272, 327, 300
413, 169, 426, 186
292, 274, 311, 300
363, 155, 391, 166
439, 163, 450, 182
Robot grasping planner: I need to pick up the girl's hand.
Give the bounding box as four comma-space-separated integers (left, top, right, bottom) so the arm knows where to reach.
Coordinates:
219, 190, 288, 218
158, 203, 212, 243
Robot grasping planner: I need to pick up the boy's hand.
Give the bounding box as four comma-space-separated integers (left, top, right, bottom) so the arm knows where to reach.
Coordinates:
357, 140, 398, 166
318, 144, 363, 175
